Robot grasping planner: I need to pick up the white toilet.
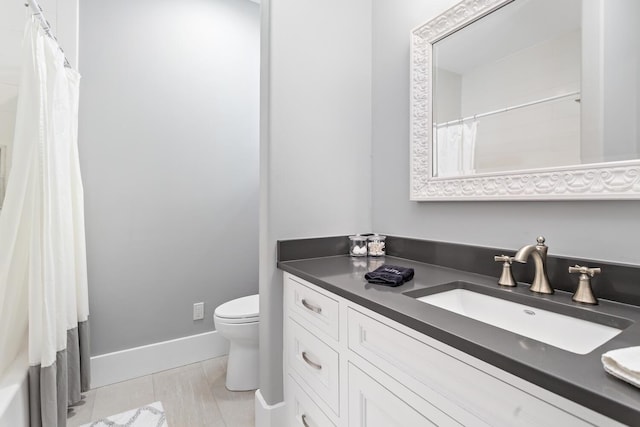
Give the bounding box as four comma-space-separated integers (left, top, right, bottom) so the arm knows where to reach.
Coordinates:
214, 294, 259, 391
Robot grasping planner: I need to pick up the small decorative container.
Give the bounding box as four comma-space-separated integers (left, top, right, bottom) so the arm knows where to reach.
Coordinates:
367, 234, 386, 257
349, 235, 368, 257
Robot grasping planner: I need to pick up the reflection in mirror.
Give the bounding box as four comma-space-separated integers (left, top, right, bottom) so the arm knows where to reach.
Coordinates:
433, 0, 582, 177
410, 0, 640, 200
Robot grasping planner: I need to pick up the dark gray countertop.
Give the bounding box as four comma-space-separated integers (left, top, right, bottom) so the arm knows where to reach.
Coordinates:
278, 255, 640, 426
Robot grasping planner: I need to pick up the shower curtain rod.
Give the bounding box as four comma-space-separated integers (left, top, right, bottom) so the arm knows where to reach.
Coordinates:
24, 0, 71, 68
435, 91, 581, 128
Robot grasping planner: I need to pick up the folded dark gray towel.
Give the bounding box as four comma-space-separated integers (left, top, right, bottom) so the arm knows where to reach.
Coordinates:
364, 265, 414, 287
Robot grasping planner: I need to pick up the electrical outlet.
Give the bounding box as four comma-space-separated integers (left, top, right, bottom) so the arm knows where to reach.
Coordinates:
193, 302, 204, 320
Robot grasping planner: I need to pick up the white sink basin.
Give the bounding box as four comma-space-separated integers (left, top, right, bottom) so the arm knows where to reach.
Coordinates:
417, 289, 623, 354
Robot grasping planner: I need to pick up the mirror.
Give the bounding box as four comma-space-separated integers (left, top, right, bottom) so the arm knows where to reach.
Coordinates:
410, 0, 640, 200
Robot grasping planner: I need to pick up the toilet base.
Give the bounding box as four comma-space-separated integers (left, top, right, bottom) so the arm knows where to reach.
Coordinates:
226, 341, 259, 391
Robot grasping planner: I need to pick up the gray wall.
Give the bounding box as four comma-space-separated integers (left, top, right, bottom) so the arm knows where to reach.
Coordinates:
259, 0, 372, 404
79, 0, 260, 355
372, 0, 640, 266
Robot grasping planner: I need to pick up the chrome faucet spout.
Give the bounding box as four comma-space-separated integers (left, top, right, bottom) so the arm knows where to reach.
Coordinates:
514, 237, 554, 294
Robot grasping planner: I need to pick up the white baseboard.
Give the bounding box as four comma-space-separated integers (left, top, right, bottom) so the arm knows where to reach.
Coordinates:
91, 331, 229, 388
255, 389, 285, 427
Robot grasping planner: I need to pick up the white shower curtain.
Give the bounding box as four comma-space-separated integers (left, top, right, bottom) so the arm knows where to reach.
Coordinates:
0, 16, 90, 427
434, 120, 478, 177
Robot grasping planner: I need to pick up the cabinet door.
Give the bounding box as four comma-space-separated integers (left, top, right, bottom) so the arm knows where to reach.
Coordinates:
348, 364, 461, 427
348, 308, 595, 427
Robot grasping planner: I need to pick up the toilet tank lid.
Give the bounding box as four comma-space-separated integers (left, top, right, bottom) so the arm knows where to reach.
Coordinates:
215, 294, 259, 319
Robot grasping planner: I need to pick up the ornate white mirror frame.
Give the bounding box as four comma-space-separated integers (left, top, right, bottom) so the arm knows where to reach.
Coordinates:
410, 0, 640, 201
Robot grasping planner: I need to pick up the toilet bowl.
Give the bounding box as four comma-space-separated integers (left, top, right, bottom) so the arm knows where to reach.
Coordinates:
214, 294, 259, 391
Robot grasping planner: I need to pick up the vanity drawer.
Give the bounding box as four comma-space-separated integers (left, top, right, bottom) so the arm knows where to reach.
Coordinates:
286, 374, 336, 427
348, 363, 460, 427
285, 273, 339, 341
287, 316, 340, 415
347, 308, 593, 427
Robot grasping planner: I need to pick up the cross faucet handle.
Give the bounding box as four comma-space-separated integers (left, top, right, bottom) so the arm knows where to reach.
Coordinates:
494, 254, 517, 287
494, 255, 514, 264
568, 265, 601, 277
568, 264, 601, 305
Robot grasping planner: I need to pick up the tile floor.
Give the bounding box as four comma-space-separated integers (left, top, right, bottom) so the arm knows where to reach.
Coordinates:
66, 356, 255, 427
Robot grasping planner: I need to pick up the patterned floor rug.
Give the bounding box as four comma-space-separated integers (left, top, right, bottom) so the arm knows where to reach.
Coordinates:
80, 401, 167, 427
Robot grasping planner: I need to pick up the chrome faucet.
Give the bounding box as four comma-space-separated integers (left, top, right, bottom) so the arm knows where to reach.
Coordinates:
514, 236, 554, 294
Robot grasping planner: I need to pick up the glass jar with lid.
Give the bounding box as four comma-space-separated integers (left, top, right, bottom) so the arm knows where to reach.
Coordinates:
349, 235, 368, 257
367, 234, 386, 257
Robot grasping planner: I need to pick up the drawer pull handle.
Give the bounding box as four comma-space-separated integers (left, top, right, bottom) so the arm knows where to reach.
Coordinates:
301, 351, 322, 370
301, 299, 322, 314
301, 414, 310, 427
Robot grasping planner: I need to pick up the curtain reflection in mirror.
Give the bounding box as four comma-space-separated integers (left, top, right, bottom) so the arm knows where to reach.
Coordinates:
434, 120, 477, 178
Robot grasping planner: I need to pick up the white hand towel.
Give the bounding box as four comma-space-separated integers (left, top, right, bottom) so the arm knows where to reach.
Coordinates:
602, 346, 640, 388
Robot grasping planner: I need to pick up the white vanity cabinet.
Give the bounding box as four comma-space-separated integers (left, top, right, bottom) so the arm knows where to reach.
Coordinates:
282, 272, 623, 427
